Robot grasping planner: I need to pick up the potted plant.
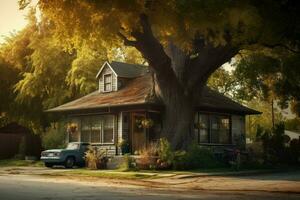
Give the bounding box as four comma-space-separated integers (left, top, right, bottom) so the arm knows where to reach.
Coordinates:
118, 139, 130, 155
67, 123, 78, 134
135, 118, 154, 129
84, 147, 108, 169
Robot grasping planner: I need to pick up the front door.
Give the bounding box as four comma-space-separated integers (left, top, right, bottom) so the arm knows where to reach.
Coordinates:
131, 113, 147, 154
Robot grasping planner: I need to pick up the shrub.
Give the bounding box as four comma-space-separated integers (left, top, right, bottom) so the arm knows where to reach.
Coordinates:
185, 144, 221, 169
246, 141, 265, 165
118, 139, 130, 155
254, 122, 300, 165
172, 150, 188, 170
172, 143, 221, 170
118, 154, 137, 171
42, 123, 66, 150
136, 143, 158, 170
84, 147, 108, 170
157, 138, 173, 169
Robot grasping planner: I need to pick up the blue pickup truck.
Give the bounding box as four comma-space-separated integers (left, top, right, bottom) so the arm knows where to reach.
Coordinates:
40, 142, 90, 168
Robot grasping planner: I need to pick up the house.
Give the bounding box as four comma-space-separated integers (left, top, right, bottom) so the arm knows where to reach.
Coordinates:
47, 61, 260, 155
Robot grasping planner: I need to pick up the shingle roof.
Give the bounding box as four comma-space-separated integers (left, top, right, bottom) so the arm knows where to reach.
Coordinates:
199, 87, 261, 115
108, 61, 148, 78
47, 74, 154, 112
47, 74, 260, 115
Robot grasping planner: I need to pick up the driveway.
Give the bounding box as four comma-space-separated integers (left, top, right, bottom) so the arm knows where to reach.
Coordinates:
0, 174, 299, 200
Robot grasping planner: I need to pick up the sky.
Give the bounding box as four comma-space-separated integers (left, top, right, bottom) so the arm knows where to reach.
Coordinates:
0, 0, 29, 43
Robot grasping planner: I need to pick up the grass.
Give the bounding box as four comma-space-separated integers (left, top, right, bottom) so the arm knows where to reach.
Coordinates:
52, 166, 285, 181
56, 169, 158, 179
0, 159, 44, 167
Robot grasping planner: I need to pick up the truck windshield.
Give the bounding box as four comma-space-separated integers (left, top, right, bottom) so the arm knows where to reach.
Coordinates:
66, 143, 79, 150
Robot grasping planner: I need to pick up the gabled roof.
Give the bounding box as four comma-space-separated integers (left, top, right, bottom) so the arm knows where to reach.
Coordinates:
47, 74, 261, 115
96, 61, 148, 79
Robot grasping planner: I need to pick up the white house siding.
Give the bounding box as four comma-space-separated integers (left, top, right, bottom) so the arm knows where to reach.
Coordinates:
98, 64, 117, 92
231, 115, 246, 148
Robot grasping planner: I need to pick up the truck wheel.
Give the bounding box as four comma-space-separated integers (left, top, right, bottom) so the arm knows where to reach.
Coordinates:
45, 163, 53, 168
65, 157, 75, 169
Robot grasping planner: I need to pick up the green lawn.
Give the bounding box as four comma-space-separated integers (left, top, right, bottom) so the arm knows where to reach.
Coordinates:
57, 169, 159, 179
0, 159, 44, 167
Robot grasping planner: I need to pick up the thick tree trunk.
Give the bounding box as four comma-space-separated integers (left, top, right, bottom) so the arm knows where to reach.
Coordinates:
161, 93, 195, 150
153, 70, 202, 150
119, 14, 238, 150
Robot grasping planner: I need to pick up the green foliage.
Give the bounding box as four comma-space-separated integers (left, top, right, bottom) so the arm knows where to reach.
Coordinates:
119, 140, 130, 155
245, 99, 284, 140
158, 138, 173, 166
118, 154, 137, 171
285, 118, 300, 131
208, 67, 237, 98
185, 144, 221, 169
256, 122, 300, 165
172, 150, 188, 170
0, 159, 43, 167
41, 123, 66, 150
234, 53, 300, 116
173, 144, 222, 170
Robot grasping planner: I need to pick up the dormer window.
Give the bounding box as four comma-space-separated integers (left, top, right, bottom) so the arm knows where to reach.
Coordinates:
104, 74, 112, 92
96, 61, 148, 93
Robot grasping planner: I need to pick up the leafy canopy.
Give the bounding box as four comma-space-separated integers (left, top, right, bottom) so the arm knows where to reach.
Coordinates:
23, 0, 299, 54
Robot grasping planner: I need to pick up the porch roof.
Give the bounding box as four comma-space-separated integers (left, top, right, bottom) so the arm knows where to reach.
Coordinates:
46, 74, 260, 115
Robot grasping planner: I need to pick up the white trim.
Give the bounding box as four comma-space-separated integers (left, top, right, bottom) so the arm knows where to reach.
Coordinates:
96, 61, 118, 79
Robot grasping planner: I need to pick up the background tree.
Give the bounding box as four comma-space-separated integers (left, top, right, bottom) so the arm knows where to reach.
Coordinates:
234, 53, 300, 118
18, 0, 300, 149
0, 7, 146, 133
207, 67, 237, 98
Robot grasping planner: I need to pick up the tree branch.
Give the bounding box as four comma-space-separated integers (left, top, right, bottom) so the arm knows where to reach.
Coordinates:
260, 42, 300, 54
125, 14, 175, 81
186, 44, 238, 93
118, 32, 137, 47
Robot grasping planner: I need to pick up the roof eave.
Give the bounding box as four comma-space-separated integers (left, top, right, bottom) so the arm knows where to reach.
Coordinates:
45, 102, 160, 113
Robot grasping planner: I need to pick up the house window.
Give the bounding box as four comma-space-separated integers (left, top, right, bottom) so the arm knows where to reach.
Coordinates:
194, 113, 231, 144
103, 115, 114, 143
91, 117, 101, 143
80, 115, 115, 144
104, 74, 112, 92
81, 118, 91, 143
199, 114, 209, 143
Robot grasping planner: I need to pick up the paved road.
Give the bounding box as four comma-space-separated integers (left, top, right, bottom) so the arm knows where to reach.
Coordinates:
0, 174, 299, 200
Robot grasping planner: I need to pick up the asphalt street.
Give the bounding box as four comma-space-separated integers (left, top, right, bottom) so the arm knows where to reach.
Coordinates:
0, 174, 299, 200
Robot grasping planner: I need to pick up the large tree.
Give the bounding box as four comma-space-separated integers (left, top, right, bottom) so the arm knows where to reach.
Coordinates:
234, 53, 300, 116
21, 0, 300, 149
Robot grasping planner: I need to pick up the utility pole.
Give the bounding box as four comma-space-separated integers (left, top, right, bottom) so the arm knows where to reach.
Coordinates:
271, 99, 275, 129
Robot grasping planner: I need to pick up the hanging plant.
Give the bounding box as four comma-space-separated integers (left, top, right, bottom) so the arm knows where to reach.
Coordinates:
136, 118, 154, 129
67, 123, 78, 134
